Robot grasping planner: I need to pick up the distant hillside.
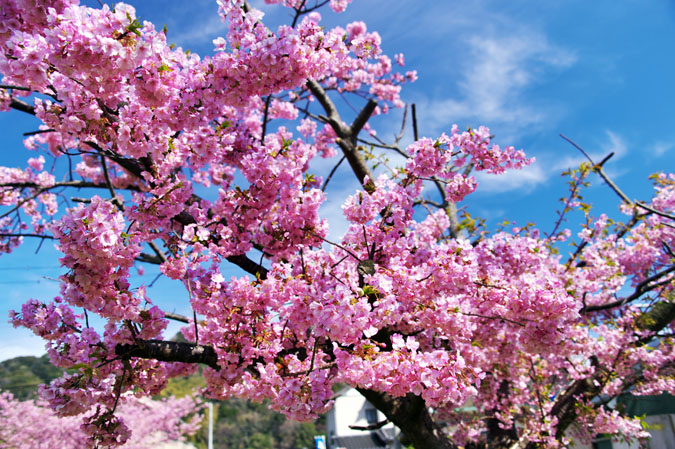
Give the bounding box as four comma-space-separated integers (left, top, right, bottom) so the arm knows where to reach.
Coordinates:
0, 354, 63, 400
0, 353, 325, 449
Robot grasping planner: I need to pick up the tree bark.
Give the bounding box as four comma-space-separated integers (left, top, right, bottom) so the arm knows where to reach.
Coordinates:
486, 380, 519, 449
357, 388, 459, 449
115, 340, 219, 370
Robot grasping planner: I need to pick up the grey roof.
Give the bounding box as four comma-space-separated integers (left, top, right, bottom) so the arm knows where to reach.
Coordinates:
331, 430, 397, 449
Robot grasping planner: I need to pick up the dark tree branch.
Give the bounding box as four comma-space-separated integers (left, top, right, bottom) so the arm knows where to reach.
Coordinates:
23, 128, 56, 136
147, 241, 168, 264
485, 379, 519, 448
411, 103, 419, 141
9, 98, 35, 115
163, 311, 191, 323
581, 265, 675, 313
349, 419, 390, 431
261, 94, 272, 143
0, 84, 32, 91
0, 232, 54, 239
115, 339, 219, 370
135, 252, 164, 264
0, 180, 141, 191
635, 201, 675, 222
305, 80, 347, 134
306, 80, 374, 185
350, 99, 377, 138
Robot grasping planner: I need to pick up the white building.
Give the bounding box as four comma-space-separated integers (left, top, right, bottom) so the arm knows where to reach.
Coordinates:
326, 390, 675, 449
325, 387, 400, 449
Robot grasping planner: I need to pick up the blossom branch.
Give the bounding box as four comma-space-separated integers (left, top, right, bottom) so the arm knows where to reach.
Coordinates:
581, 264, 675, 313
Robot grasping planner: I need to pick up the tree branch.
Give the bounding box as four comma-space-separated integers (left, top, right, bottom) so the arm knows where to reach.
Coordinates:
581, 265, 675, 313
115, 339, 219, 370
560, 135, 632, 205
351, 99, 377, 138
349, 419, 390, 431
306, 80, 375, 185
357, 388, 459, 449
9, 98, 35, 115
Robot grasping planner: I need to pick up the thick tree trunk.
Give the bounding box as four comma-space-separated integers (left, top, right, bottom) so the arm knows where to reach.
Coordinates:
486, 380, 519, 449
357, 388, 459, 449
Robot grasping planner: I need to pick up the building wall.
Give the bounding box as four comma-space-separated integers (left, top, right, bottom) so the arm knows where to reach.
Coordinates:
326, 388, 395, 439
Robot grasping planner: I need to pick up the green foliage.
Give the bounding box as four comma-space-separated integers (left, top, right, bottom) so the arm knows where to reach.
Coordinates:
159, 369, 207, 399
0, 354, 63, 400
188, 394, 325, 449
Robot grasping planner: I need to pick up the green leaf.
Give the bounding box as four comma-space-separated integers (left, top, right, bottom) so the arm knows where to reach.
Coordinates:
158, 63, 172, 73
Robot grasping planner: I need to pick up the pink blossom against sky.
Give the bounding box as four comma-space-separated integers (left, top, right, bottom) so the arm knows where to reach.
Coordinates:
1, 0, 674, 361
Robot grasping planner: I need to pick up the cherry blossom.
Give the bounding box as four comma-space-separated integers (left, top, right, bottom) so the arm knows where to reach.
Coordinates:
1, 1, 674, 448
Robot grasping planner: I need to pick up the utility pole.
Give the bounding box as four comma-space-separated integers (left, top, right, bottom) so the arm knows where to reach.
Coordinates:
208, 402, 214, 449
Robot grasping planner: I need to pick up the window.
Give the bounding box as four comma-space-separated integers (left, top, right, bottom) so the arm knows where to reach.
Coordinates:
365, 408, 378, 424
592, 437, 612, 449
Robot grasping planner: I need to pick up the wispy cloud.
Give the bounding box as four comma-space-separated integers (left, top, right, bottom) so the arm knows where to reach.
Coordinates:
419, 32, 576, 138
474, 130, 627, 194
474, 163, 548, 194
650, 141, 673, 157
170, 13, 226, 48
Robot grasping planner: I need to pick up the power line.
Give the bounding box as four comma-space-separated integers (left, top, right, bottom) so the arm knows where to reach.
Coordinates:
0, 279, 58, 284
0, 266, 60, 270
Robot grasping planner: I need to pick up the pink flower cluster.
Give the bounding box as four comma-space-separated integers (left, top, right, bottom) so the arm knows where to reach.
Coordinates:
0, 391, 202, 449
1, 0, 674, 446
404, 126, 533, 202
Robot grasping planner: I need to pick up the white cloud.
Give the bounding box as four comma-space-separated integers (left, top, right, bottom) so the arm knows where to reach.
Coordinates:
474, 163, 547, 194
650, 141, 673, 157
170, 14, 227, 47
0, 331, 45, 362
419, 32, 575, 138
473, 130, 628, 194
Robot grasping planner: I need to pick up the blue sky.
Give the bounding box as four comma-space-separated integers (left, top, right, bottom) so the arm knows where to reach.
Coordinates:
1, 0, 675, 360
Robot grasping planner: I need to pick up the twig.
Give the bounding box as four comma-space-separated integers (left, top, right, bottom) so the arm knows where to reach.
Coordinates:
411, 103, 419, 141
308, 230, 361, 261
0, 233, 54, 239
456, 310, 527, 327
395, 104, 408, 144
185, 277, 199, 344
0, 84, 32, 91
100, 154, 123, 209
636, 201, 675, 222
322, 155, 346, 191
559, 134, 632, 205
357, 138, 409, 158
